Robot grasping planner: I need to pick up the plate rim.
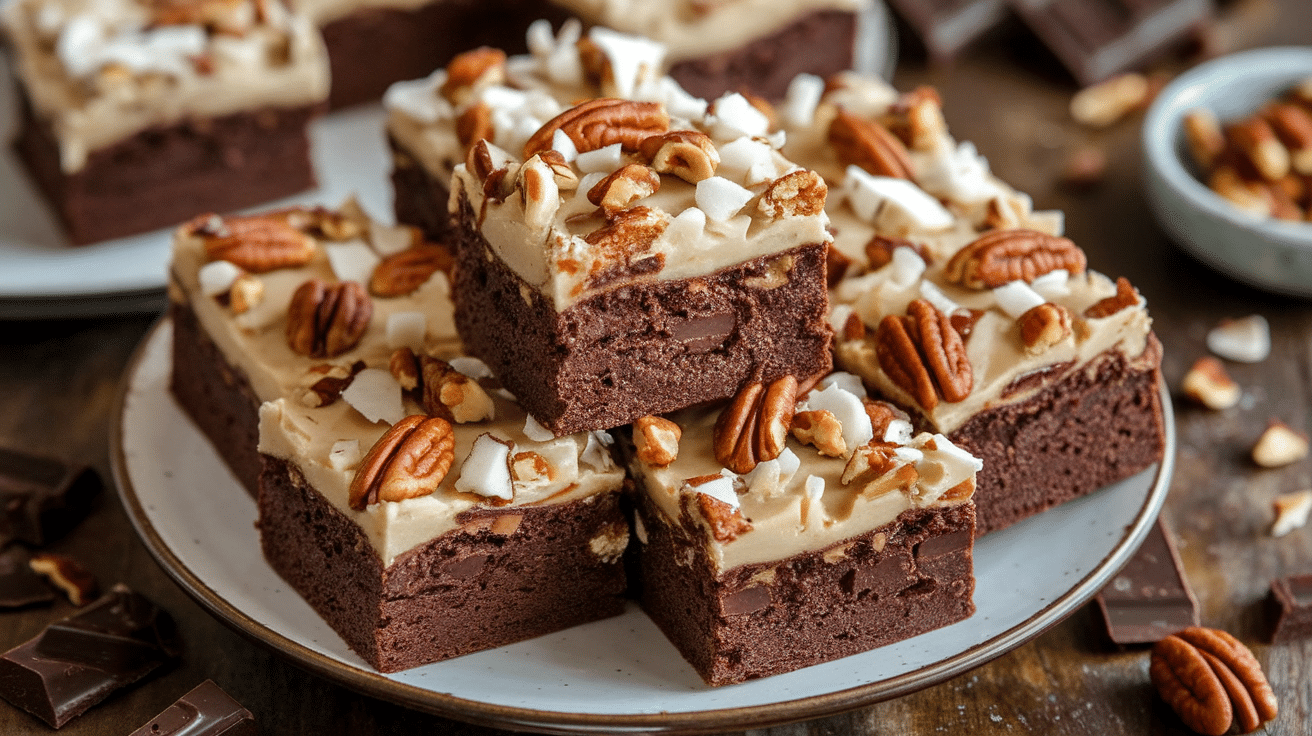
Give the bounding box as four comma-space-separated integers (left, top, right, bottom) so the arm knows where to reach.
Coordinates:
110, 317, 1176, 735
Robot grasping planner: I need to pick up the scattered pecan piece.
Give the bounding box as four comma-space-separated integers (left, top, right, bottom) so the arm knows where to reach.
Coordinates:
694, 493, 752, 542
302, 360, 367, 407
1084, 276, 1139, 318
865, 234, 931, 270
421, 356, 495, 423
523, 98, 669, 159
1264, 102, 1312, 174
388, 348, 421, 391
791, 410, 845, 457
1251, 419, 1308, 468
634, 415, 681, 467
1226, 116, 1290, 182
456, 101, 494, 149
1018, 303, 1072, 355
1181, 356, 1240, 410
828, 109, 913, 180
1150, 627, 1277, 736
875, 299, 972, 410
440, 47, 506, 106
758, 170, 826, 219
638, 130, 719, 183
28, 553, 98, 606
713, 375, 798, 474
587, 164, 661, 211
192, 213, 316, 273
842, 311, 866, 341
826, 244, 853, 286
582, 205, 668, 274
1183, 108, 1227, 172
944, 229, 1086, 289
864, 399, 910, 441
370, 244, 453, 297
841, 442, 906, 489
349, 415, 456, 510
285, 279, 373, 358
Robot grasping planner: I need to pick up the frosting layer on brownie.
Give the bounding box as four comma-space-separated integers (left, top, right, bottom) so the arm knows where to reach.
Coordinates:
1, 0, 328, 172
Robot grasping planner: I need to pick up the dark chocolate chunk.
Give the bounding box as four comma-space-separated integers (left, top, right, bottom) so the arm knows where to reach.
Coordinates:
1010, 0, 1211, 85
0, 548, 54, 609
0, 446, 101, 548
722, 584, 771, 616
915, 529, 972, 560
1096, 518, 1198, 646
1269, 574, 1312, 643
129, 680, 256, 736
0, 584, 181, 728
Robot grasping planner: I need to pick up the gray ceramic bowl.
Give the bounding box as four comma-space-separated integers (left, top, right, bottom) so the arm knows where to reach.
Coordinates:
1143, 46, 1312, 296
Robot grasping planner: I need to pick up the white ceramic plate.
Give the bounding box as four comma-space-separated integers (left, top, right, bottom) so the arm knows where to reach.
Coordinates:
112, 319, 1175, 734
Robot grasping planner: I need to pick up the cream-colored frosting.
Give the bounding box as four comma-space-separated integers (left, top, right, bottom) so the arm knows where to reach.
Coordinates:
547, 0, 867, 61
1, 0, 329, 172
171, 203, 625, 567
632, 395, 978, 575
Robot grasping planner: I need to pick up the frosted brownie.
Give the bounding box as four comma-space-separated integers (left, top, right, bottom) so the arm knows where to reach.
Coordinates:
447, 88, 835, 435
384, 21, 693, 241
777, 74, 1165, 533
1, 0, 329, 244
626, 372, 978, 685
169, 202, 629, 671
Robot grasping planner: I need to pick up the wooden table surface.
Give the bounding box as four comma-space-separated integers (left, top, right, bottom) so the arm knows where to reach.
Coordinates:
3, 4, 1311, 734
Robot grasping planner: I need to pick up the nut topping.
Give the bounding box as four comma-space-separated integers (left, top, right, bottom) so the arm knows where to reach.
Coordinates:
193, 213, 316, 273
840, 441, 901, 488
828, 109, 914, 180
790, 409, 845, 457
349, 415, 456, 510
1018, 302, 1072, 355
1264, 102, 1312, 174
634, 415, 681, 467
874, 299, 972, 410
456, 101, 494, 149
421, 356, 495, 424
1181, 356, 1241, 410
865, 234, 931, 270
713, 375, 798, 474
1226, 116, 1290, 182
302, 360, 366, 407
285, 279, 373, 358
440, 47, 506, 106
1184, 108, 1227, 172
1084, 276, 1139, 318
944, 229, 1086, 289
758, 170, 826, 219
370, 244, 453, 298
523, 98, 669, 159
587, 163, 661, 211
1150, 627, 1277, 736
1251, 420, 1308, 468
638, 130, 719, 183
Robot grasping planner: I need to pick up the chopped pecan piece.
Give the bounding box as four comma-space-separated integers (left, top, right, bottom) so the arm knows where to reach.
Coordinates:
440, 46, 506, 106
193, 213, 316, 273
389, 348, 421, 392
1226, 116, 1290, 182
634, 415, 681, 467
285, 279, 373, 358
944, 229, 1086, 289
587, 164, 661, 211
865, 234, 931, 270
863, 399, 910, 441
1084, 276, 1139, 318
758, 170, 826, 219
421, 356, 495, 423
349, 415, 456, 510
791, 410, 845, 457
638, 130, 719, 183
456, 101, 494, 149
370, 244, 453, 297
1018, 303, 1072, 354
840, 441, 902, 487
695, 493, 752, 542
302, 360, 367, 407
826, 244, 853, 286
522, 98, 669, 159
875, 299, 972, 410
828, 109, 913, 180
1150, 627, 1277, 735
713, 375, 798, 474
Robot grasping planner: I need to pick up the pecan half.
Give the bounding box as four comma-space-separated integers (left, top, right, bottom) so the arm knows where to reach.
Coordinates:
286, 279, 373, 358
421, 356, 495, 423
865, 234, 931, 270
587, 164, 661, 211
638, 130, 719, 183
828, 109, 914, 180
193, 213, 316, 273
634, 415, 681, 467
1018, 302, 1072, 354
758, 170, 826, 219
349, 415, 456, 510
1084, 276, 1139, 318
945, 229, 1086, 289
523, 98, 669, 159
875, 299, 972, 410
1150, 627, 1277, 736
440, 47, 506, 106
370, 244, 453, 297
714, 375, 798, 474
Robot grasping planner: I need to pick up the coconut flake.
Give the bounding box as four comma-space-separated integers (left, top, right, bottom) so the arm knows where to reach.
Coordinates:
818, 371, 867, 399
575, 143, 623, 174
844, 167, 953, 231
455, 433, 515, 500
884, 419, 914, 445
782, 73, 824, 128
803, 383, 873, 451
992, 280, 1046, 319
523, 414, 555, 441
587, 26, 666, 98
341, 369, 405, 425
369, 220, 414, 256
1030, 269, 1072, 299
383, 73, 451, 123
919, 280, 961, 316
448, 356, 492, 379
691, 475, 738, 509
328, 440, 361, 472
198, 260, 242, 296
710, 92, 770, 139
325, 240, 380, 285
667, 207, 708, 247
1207, 315, 1270, 363
551, 128, 578, 162
695, 176, 755, 222
888, 245, 926, 288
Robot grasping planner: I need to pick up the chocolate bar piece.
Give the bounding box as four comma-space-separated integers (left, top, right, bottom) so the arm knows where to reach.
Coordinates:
0, 548, 54, 609
1009, 0, 1211, 85
0, 584, 181, 728
1269, 574, 1312, 643
885, 0, 1009, 62
0, 446, 101, 547
129, 680, 256, 736
1096, 518, 1199, 646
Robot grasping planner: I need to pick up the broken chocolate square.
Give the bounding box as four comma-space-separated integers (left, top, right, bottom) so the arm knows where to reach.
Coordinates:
0, 447, 100, 548
129, 679, 256, 736
1269, 574, 1312, 643
1096, 518, 1199, 646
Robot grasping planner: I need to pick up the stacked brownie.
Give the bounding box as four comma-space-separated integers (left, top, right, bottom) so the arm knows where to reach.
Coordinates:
1, 0, 330, 243
169, 203, 629, 672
